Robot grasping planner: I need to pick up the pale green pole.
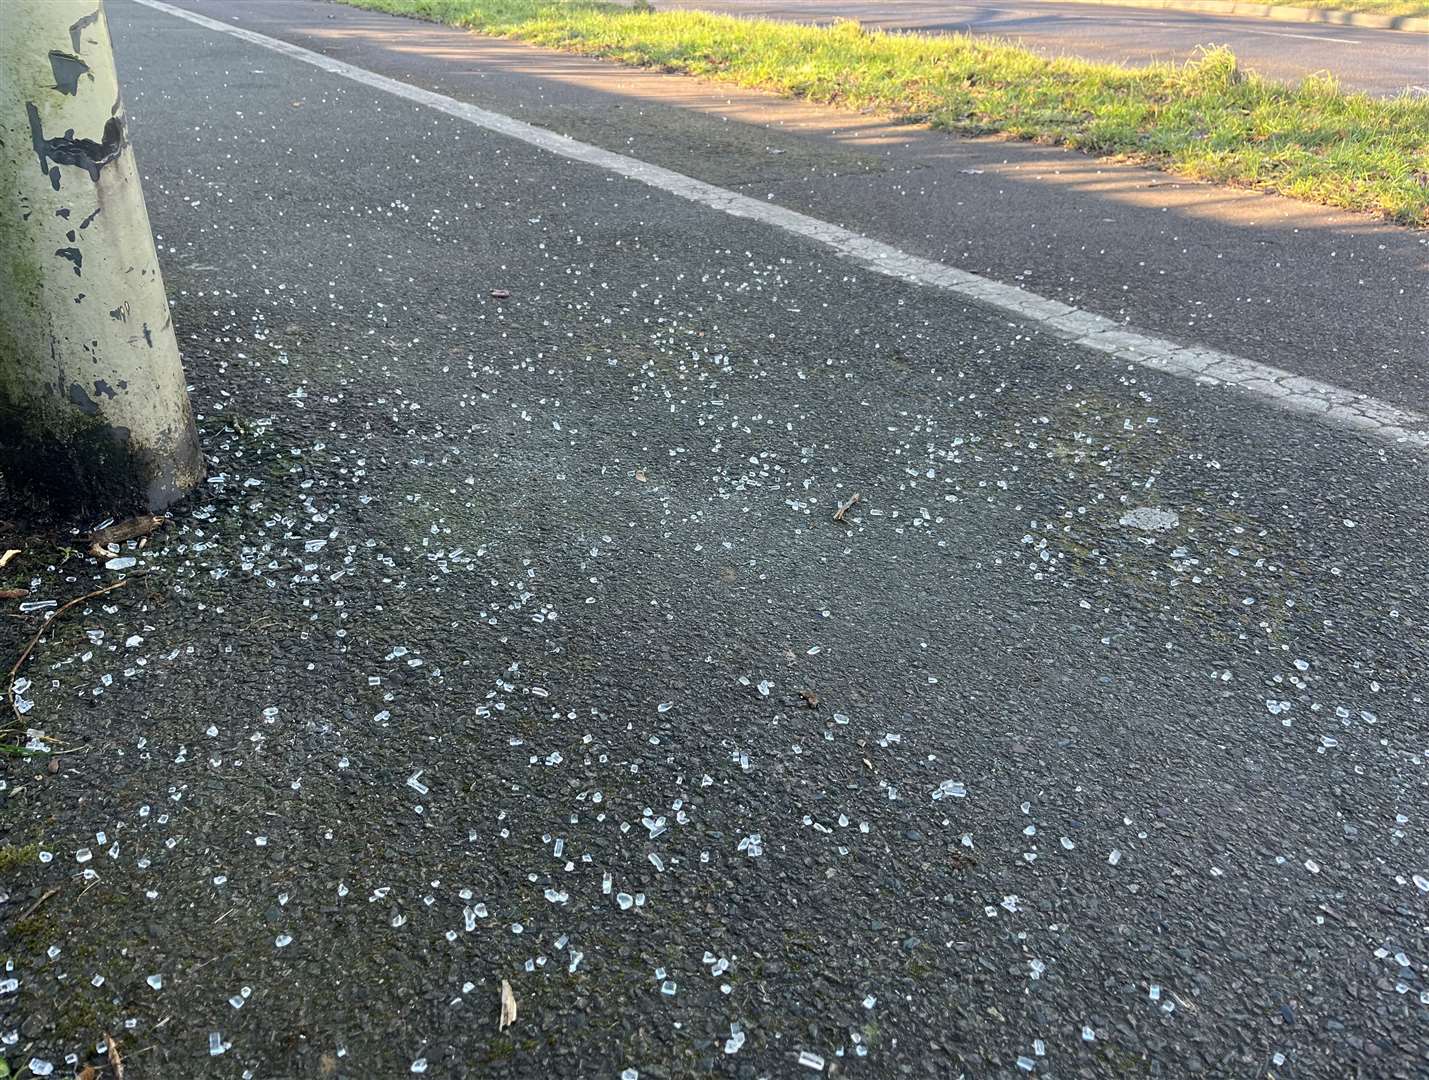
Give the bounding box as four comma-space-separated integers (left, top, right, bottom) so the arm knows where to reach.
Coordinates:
0, 0, 203, 513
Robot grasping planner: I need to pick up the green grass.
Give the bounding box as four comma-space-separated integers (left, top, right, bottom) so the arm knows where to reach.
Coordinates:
1269, 0, 1428, 15
335, 0, 1429, 226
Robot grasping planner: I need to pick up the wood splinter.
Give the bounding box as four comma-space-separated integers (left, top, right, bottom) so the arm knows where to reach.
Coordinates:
88, 514, 166, 560
833, 493, 861, 522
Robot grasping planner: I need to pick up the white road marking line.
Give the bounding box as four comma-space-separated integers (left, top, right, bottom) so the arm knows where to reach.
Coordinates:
1233, 26, 1362, 43
131, 0, 1429, 455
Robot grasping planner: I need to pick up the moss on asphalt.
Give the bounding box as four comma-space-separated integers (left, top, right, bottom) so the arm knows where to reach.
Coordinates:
0, 843, 39, 875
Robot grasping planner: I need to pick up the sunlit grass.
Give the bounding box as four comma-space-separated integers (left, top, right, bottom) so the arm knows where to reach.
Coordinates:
339, 0, 1429, 226
1275, 0, 1427, 14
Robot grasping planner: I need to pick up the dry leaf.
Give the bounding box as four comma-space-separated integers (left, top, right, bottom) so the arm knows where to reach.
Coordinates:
105, 1032, 124, 1080
0, 588, 28, 600
798, 690, 820, 709
498, 978, 518, 1030
78, 1067, 98, 1080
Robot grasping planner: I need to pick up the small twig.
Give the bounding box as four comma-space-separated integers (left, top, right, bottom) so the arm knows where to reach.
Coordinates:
0, 588, 28, 600
77, 873, 104, 900
15, 884, 62, 924
6, 577, 138, 723
100, 1041, 158, 1072
87, 515, 166, 561
832, 492, 861, 522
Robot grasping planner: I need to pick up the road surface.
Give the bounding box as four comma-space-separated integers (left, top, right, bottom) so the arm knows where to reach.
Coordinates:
1, 1, 1425, 1078
658, 0, 1429, 96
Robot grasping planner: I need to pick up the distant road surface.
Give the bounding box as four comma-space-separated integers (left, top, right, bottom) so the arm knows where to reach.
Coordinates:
658, 0, 1429, 96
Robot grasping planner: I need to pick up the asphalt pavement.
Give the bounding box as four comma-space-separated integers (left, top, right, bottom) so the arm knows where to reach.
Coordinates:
656, 0, 1429, 97
1, 1, 1426, 1078
134, 0, 1429, 416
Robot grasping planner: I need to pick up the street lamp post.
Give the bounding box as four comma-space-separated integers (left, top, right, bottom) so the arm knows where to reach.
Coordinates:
0, 0, 203, 514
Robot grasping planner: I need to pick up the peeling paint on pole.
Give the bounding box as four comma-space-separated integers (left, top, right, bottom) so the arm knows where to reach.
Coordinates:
1, 0, 203, 513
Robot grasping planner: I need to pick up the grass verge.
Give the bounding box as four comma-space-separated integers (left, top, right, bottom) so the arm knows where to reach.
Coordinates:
336, 0, 1429, 226
1264, 0, 1428, 15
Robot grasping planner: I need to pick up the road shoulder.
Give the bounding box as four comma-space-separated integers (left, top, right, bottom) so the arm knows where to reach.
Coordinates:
1027, 0, 1429, 34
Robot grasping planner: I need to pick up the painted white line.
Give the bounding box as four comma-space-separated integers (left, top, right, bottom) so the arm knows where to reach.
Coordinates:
1234, 26, 1362, 42
131, 0, 1429, 455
